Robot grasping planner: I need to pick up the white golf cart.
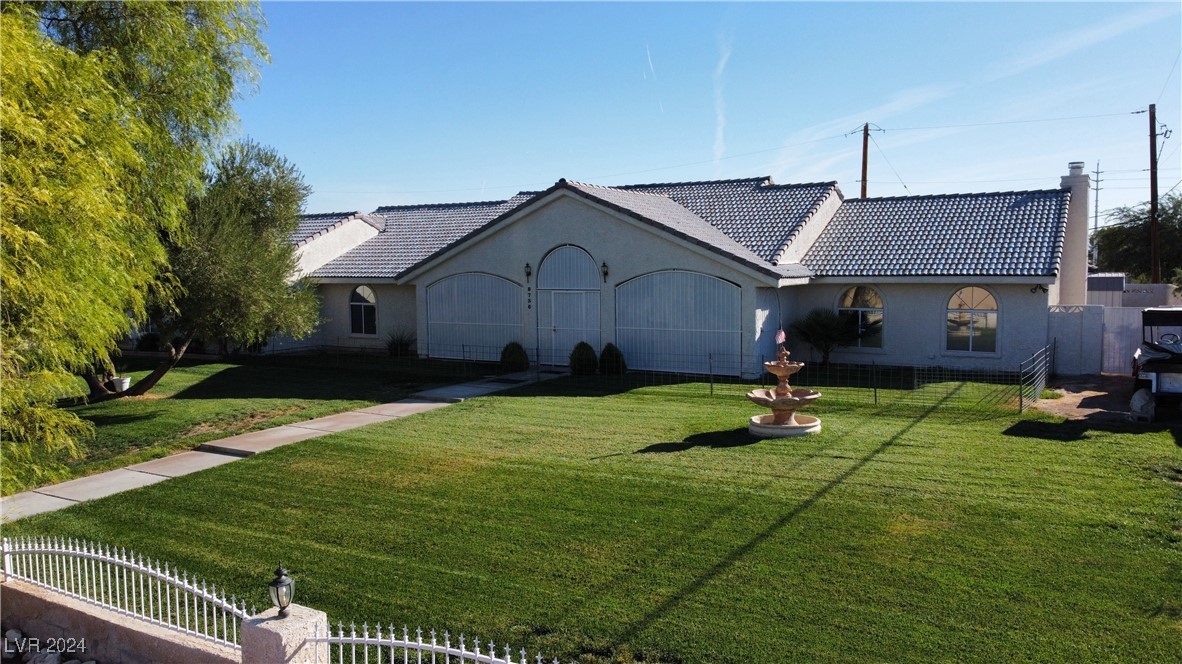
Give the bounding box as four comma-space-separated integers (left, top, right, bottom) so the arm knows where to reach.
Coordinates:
1131, 307, 1182, 419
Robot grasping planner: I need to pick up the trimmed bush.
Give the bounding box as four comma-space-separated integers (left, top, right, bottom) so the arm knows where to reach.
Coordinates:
500, 342, 530, 372
569, 341, 598, 375
387, 328, 417, 357
598, 342, 627, 375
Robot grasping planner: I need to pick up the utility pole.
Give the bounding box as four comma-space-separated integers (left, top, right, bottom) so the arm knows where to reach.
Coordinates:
1093, 161, 1101, 268
860, 123, 869, 198
1149, 103, 1160, 283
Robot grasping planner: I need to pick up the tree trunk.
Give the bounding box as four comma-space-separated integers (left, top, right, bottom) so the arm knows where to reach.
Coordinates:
125, 334, 193, 396
83, 370, 114, 398
84, 334, 193, 403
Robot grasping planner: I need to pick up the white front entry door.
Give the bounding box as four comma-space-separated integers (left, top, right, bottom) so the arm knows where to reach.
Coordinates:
539, 290, 600, 365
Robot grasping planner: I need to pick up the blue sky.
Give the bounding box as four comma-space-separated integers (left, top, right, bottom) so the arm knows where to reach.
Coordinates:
234, 2, 1181, 225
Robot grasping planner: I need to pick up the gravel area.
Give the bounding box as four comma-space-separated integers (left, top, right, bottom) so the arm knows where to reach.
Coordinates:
1034, 375, 1136, 422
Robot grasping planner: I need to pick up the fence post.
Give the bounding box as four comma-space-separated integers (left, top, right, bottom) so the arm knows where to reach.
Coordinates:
241, 604, 328, 664
2, 537, 10, 582
1018, 357, 1026, 413
872, 362, 878, 406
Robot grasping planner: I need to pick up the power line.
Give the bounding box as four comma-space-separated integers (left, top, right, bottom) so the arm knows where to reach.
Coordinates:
868, 133, 910, 194
1158, 49, 1181, 104
313, 108, 1162, 198
882, 110, 1143, 132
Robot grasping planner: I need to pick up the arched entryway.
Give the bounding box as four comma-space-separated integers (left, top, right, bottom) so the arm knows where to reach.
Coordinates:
537, 245, 601, 365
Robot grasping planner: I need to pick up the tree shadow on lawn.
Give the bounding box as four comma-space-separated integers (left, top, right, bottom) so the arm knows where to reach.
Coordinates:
1004, 417, 1182, 446
633, 428, 759, 454
593, 388, 966, 648
168, 364, 411, 401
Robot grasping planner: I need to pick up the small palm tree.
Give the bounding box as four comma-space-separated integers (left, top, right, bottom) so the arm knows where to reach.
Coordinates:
791, 308, 859, 366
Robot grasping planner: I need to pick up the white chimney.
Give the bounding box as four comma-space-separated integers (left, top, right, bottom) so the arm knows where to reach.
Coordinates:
1057, 161, 1091, 305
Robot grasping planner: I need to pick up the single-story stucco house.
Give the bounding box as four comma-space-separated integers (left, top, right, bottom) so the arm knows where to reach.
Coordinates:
278, 162, 1099, 377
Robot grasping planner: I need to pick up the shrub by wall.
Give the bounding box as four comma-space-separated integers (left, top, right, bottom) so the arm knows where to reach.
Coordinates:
500, 342, 530, 372
598, 343, 627, 375
569, 342, 598, 375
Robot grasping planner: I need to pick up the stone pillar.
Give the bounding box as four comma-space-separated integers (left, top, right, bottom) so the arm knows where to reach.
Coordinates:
241, 605, 328, 664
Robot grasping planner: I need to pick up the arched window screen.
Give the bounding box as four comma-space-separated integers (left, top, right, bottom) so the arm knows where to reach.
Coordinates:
837, 286, 883, 348
946, 286, 997, 352
350, 286, 377, 336
537, 245, 600, 290
425, 273, 522, 361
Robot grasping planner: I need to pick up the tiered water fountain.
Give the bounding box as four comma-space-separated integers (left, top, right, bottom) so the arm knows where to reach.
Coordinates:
746, 344, 822, 437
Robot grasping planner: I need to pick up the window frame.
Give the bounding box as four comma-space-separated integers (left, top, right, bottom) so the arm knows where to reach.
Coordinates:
349, 285, 378, 337
836, 286, 885, 350
944, 286, 999, 354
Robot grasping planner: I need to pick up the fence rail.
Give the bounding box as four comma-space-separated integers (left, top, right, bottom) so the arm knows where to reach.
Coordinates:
303, 622, 558, 664
1018, 341, 1056, 412
1, 537, 251, 649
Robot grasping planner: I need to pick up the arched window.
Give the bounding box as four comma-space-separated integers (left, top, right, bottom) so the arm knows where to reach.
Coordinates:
837, 286, 884, 348
350, 286, 377, 336
946, 287, 997, 352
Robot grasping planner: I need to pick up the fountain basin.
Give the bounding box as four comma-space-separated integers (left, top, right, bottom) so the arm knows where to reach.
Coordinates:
745, 387, 821, 411
748, 413, 822, 437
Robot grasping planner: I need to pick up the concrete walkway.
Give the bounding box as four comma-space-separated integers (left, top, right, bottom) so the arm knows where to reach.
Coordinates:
1, 370, 562, 522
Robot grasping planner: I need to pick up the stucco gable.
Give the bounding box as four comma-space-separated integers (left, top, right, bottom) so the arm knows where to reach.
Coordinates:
397, 180, 811, 283
293, 212, 386, 277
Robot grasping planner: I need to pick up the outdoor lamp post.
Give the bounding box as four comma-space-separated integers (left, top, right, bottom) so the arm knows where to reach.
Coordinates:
268, 564, 294, 617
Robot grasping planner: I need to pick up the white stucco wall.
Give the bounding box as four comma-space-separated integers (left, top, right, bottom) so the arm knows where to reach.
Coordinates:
787, 281, 1052, 369
292, 282, 416, 351
1048, 305, 1103, 375
409, 193, 775, 374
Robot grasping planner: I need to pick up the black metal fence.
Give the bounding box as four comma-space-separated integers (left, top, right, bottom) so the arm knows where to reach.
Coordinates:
255, 341, 1058, 415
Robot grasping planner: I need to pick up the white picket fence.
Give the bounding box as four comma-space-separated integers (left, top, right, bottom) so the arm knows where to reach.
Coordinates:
304, 622, 559, 664
1, 536, 251, 649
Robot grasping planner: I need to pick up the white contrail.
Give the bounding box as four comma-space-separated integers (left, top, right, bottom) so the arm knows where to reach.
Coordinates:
713, 37, 733, 173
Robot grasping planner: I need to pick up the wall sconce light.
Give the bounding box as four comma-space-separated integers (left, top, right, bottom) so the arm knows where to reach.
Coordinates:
268, 563, 294, 617
1030, 284, 1048, 294
601, 262, 609, 283
524, 263, 532, 282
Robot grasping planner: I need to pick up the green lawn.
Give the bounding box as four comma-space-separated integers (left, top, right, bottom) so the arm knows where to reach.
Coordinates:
10, 378, 1182, 662
12, 355, 479, 494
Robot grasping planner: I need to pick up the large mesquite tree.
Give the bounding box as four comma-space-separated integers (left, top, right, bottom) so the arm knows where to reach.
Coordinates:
1, 2, 265, 491
114, 140, 321, 398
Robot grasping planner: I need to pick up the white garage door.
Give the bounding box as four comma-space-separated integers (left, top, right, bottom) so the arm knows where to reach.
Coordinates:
615, 270, 742, 375
426, 273, 522, 361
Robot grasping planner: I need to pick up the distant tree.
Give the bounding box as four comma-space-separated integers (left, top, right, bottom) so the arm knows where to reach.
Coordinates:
1093, 193, 1182, 282
791, 309, 860, 367
90, 141, 321, 399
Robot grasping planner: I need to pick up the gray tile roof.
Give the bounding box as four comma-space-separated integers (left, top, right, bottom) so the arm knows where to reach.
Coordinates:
293, 211, 384, 247
293, 211, 358, 244
561, 181, 811, 279
802, 190, 1070, 277
618, 178, 839, 263
311, 196, 533, 278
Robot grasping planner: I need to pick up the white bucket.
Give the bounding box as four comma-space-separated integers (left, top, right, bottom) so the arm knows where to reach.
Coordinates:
112, 377, 131, 391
